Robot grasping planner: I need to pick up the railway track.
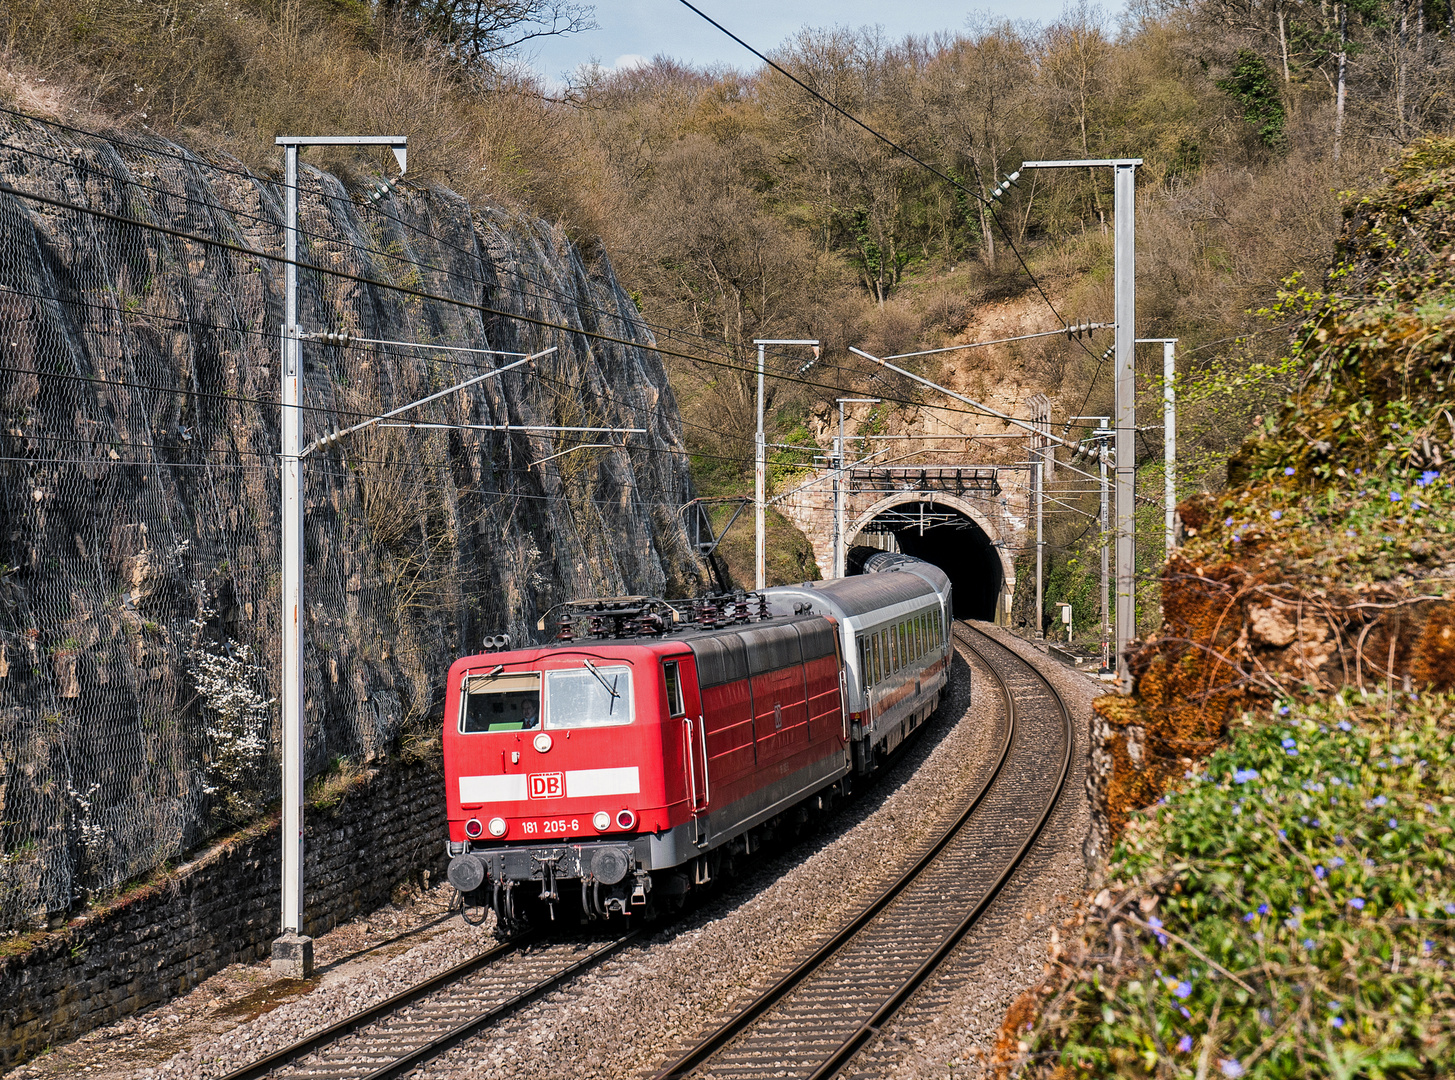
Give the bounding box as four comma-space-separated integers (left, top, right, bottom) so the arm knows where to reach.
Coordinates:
218, 931, 639, 1080
649, 621, 1073, 1080
221, 623, 1068, 1080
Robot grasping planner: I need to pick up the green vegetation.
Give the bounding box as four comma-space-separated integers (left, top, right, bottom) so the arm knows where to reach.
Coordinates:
1182, 137, 1455, 593
1027, 136, 1455, 1080
1033, 694, 1455, 1078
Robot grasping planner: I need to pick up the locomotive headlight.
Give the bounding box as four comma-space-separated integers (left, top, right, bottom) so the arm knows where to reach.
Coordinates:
532, 732, 552, 753
464, 817, 484, 839
615, 809, 636, 830
487, 816, 508, 838
592, 811, 611, 831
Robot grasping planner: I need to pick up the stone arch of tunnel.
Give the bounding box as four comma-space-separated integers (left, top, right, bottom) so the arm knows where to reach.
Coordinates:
847, 492, 1015, 623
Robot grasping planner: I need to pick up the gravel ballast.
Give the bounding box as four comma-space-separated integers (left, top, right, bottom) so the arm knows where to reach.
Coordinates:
10, 629, 1101, 1080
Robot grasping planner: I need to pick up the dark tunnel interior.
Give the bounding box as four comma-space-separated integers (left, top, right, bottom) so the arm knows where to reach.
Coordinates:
858, 501, 1004, 621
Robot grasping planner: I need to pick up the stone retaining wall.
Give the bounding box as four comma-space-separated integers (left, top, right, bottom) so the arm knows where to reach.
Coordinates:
0, 762, 446, 1070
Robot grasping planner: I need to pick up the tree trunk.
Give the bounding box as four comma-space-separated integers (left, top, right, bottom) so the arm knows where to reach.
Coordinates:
1334, 1, 1348, 161
1277, 2, 1291, 82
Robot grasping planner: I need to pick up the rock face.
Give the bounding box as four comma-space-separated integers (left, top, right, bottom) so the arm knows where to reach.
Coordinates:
0, 113, 707, 932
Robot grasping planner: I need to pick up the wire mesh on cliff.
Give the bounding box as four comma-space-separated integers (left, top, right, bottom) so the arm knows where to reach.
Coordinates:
0, 110, 707, 933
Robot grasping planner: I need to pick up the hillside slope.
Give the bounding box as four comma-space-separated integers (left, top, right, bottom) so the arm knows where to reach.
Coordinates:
1003, 136, 1455, 1080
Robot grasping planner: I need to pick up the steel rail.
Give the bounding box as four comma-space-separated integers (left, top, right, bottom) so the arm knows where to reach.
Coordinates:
360, 930, 641, 1080
217, 936, 524, 1080
651, 624, 1024, 1080
220, 929, 639, 1080
803, 623, 1073, 1078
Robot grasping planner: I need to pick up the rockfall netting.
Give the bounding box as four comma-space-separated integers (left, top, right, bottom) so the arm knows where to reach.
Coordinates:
0, 107, 707, 932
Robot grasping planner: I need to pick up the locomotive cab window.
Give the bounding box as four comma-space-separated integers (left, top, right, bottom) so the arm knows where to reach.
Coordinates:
663, 661, 686, 717
460, 672, 541, 733
546, 664, 634, 729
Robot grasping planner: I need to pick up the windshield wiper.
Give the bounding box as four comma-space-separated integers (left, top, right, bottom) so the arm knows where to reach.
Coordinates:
582, 659, 621, 712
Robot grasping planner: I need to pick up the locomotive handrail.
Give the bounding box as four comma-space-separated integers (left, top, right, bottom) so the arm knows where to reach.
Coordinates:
698, 715, 711, 808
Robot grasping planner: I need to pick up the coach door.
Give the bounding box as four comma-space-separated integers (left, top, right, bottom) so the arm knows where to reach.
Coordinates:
665, 656, 710, 845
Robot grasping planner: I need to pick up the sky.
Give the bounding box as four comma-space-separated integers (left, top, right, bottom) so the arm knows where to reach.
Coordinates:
524, 0, 1088, 84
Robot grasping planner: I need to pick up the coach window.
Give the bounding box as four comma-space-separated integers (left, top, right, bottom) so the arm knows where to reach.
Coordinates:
871, 632, 882, 685
912, 615, 921, 660
858, 639, 870, 691
899, 623, 908, 666
918, 614, 926, 657
663, 661, 686, 717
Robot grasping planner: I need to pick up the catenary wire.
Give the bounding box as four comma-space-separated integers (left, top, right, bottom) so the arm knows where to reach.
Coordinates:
0, 179, 1029, 427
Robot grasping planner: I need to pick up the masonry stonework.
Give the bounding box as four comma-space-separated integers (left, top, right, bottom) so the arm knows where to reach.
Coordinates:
0, 762, 446, 1070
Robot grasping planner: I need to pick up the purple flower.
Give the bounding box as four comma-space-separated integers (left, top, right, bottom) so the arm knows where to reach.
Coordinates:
1234, 768, 1259, 784
1174, 981, 1193, 999
1271, 509, 1283, 521
1303, 938, 1315, 949
1332, 857, 1345, 868
1315, 865, 1326, 879
1418, 469, 1439, 486
1180, 1005, 1191, 1019
1349, 897, 1366, 910
1178, 1035, 1194, 1053
1278, 828, 1288, 840
1424, 940, 1435, 953
1370, 795, 1388, 807
1389, 818, 1398, 829
1334, 835, 1346, 846
1225, 516, 1235, 527
1284, 467, 1296, 476
1331, 1016, 1345, 1028
1278, 703, 1291, 715
1444, 903, 1455, 915
1338, 721, 1352, 732
1390, 491, 1402, 502
1220, 1058, 1246, 1078
1282, 737, 1296, 748
1243, 911, 1256, 922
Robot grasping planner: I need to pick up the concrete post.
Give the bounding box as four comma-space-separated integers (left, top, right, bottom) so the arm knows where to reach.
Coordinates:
272, 135, 405, 979
278, 143, 305, 973
1114, 161, 1139, 693
755, 341, 766, 591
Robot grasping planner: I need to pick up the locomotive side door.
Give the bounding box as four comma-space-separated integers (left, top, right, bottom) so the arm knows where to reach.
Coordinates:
664, 656, 710, 845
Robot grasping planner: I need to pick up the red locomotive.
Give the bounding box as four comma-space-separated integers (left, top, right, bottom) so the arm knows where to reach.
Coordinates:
442, 554, 953, 932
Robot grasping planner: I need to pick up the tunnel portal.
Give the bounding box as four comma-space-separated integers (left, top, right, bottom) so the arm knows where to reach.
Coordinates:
850, 498, 1008, 622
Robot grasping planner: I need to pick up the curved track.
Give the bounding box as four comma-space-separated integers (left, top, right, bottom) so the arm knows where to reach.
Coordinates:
221, 623, 1069, 1080
218, 931, 638, 1080
649, 622, 1073, 1080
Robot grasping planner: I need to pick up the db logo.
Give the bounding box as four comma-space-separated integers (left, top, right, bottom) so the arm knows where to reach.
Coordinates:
527, 772, 564, 800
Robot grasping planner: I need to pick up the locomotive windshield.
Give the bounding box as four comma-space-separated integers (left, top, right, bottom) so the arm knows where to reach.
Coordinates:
460, 672, 541, 732
545, 665, 633, 729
